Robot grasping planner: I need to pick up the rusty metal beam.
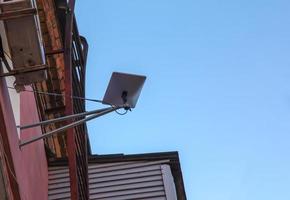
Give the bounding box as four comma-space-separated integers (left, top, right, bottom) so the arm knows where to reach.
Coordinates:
45, 49, 64, 56
0, 8, 37, 20
71, 19, 89, 199
64, 0, 78, 199
0, 65, 47, 77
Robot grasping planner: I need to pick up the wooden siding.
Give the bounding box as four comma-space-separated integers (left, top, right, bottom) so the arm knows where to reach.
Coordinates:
48, 160, 178, 200
48, 166, 71, 200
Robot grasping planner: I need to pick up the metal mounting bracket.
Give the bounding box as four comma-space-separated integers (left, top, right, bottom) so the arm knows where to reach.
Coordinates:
0, 8, 37, 21
19, 106, 122, 148
0, 64, 48, 78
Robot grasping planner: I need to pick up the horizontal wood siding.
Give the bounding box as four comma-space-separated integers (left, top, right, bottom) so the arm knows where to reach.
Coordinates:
48, 160, 176, 200
88, 160, 169, 200
48, 166, 71, 200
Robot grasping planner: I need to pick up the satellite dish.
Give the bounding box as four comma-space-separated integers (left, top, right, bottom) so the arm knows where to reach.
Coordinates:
103, 72, 146, 108
19, 71, 147, 147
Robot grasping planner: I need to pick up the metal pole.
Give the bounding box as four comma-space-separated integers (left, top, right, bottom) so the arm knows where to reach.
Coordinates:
18, 107, 111, 130
19, 106, 120, 148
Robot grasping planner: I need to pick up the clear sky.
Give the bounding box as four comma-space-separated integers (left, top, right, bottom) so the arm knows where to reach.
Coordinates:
76, 1, 290, 199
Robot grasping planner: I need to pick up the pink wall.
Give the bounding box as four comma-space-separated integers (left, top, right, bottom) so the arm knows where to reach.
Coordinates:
0, 81, 48, 200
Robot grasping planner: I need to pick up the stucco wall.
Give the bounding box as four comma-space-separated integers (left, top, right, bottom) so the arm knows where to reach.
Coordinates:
0, 79, 48, 199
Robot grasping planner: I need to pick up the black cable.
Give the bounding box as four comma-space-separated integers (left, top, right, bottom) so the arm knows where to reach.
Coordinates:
4, 51, 12, 61
115, 109, 128, 115
0, 35, 5, 59
2, 55, 11, 71
0, 35, 12, 71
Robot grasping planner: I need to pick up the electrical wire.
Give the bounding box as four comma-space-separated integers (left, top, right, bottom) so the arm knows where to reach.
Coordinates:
0, 35, 12, 72
2, 147, 29, 200
7, 86, 131, 115
1, 57, 11, 72
7, 86, 103, 103
0, 136, 19, 192
2, 149, 18, 184
3, 51, 11, 61
0, 50, 12, 72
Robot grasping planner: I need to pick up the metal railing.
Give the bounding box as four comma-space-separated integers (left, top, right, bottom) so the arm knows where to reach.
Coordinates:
62, 0, 89, 198
71, 17, 89, 200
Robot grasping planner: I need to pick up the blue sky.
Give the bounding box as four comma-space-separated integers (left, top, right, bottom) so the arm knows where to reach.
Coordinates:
76, 1, 290, 199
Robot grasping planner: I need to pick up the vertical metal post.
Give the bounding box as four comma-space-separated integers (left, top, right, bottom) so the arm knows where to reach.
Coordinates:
64, 0, 78, 199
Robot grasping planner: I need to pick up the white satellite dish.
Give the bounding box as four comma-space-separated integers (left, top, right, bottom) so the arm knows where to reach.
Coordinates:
19, 71, 146, 147
102, 72, 146, 109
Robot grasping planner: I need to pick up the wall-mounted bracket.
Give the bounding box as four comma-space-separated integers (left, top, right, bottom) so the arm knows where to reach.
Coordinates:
0, 7, 37, 21
18, 71, 146, 148
0, 64, 47, 78
19, 106, 122, 148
